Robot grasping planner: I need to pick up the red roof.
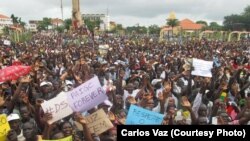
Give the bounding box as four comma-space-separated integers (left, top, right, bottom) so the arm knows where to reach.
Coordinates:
0, 14, 10, 19
179, 19, 203, 30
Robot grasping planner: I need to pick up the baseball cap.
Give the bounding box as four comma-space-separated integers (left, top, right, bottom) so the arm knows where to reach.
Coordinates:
65, 80, 73, 86
40, 81, 53, 87
7, 113, 20, 122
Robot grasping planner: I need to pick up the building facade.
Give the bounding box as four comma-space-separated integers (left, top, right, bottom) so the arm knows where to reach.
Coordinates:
82, 14, 110, 31
0, 13, 13, 33
26, 20, 41, 32
51, 18, 64, 28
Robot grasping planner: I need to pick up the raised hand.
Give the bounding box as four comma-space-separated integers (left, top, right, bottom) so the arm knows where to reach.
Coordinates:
163, 82, 172, 92
35, 98, 44, 107
75, 112, 87, 125
0, 93, 6, 107
20, 76, 32, 83
42, 113, 53, 125
181, 96, 191, 108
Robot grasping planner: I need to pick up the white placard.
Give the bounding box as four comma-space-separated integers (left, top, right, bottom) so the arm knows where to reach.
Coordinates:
191, 58, 213, 77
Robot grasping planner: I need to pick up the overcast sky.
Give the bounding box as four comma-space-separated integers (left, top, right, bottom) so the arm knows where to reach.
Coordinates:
1, 0, 250, 27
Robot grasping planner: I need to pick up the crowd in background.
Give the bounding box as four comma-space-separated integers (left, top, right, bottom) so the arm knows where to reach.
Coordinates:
0, 30, 250, 141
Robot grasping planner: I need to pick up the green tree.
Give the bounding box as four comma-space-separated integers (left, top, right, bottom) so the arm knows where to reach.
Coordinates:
196, 20, 208, 26
109, 24, 123, 33
167, 19, 179, 36
64, 18, 72, 30
116, 24, 123, 30
125, 26, 136, 34
242, 5, 250, 30
37, 17, 52, 31
209, 22, 222, 31
18, 17, 26, 27
55, 26, 64, 33
2, 26, 10, 35
10, 14, 26, 27
125, 25, 147, 34
84, 19, 101, 32
148, 24, 160, 34
223, 5, 250, 31
167, 19, 179, 29
223, 14, 244, 31
138, 26, 147, 34
10, 14, 18, 24
243, 5, 250, 16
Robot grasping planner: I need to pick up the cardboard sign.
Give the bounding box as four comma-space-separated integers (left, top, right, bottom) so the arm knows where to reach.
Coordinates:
42, 136, 72, 141
41, 92, 73, 124
85, 109, 113, 135
0, 114, 11, 141
191, 58, 213, 77
67, 76, 107, 112
126, 105, 164, 125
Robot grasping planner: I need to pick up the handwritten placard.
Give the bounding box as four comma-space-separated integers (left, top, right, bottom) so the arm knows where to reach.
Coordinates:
85, 109, 113, 135
42, 135, 72, 141
0, 114, 11, 141
191, 58, 213, 77
67, 76, 107, 112
41, 92, 73, 124
126, 105, 164, 125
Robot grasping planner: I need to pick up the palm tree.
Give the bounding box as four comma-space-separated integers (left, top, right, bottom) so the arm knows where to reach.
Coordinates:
167, 18, 179, 39
10, 14, 18, 24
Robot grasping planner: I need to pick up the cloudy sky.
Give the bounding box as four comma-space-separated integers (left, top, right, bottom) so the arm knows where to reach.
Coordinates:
1, 0, 250, 27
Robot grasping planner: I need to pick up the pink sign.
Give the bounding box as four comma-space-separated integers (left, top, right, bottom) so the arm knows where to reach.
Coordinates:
67, 76, 107, 112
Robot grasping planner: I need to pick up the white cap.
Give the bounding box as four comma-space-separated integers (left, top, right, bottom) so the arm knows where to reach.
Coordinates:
7, 113, 20, 121
151, 79, 162, 86
65, 80, 73, 86
40, 81, 53, 87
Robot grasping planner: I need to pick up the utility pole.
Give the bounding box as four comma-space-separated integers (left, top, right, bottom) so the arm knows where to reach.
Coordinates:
61, 0, 64, 20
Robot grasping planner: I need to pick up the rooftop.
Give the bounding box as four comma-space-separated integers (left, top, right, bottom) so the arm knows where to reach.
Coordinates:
179, 19, 203, 30
0, 13, 10, 19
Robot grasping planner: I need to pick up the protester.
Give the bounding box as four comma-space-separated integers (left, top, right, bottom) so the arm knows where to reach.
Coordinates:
0, 29, 250, 141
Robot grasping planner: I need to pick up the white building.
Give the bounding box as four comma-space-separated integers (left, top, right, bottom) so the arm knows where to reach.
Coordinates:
26, 20, 40, 32
0, 13, 13, 33
82, 14, 110, 31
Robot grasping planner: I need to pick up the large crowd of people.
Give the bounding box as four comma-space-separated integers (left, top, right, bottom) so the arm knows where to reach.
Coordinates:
0, 30, 250, 141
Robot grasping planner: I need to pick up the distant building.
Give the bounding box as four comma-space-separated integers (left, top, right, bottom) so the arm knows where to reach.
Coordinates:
160, 16, 205, 41
161, 18, 204, 36
109, 21, 116, 31
178, 19, 203, 32
0, 13, 13, 33
51, 18, 64, 27
82, 14, 110, 31
26, 20, 41, 32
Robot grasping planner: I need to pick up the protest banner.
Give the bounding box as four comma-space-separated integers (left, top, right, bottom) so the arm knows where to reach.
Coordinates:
0, 114, 11, 141
67, 76, 107, 112
126, 105, 164, 125
42, 135, 72, 141
41, 92, 73, 124
84, 109, 113, 135
191, 58, 213, 77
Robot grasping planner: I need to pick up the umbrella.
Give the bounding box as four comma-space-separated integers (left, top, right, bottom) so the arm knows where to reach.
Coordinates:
0, 65, 31, 82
